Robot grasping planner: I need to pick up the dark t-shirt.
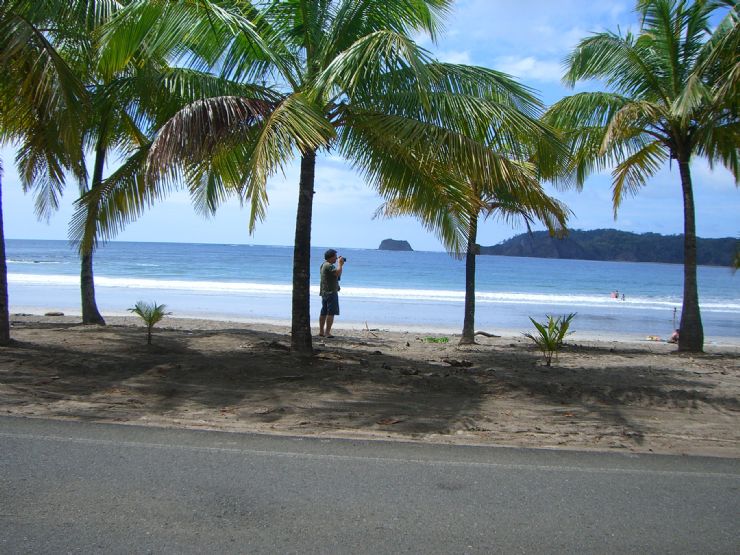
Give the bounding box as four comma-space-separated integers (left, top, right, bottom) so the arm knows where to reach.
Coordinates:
320, 261, 340, 295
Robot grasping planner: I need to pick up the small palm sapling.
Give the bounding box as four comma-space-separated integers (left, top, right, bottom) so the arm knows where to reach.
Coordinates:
524, 313, 576, 366
128, 301, 171, 344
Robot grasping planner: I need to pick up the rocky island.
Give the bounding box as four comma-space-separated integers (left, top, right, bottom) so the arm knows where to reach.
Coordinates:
379, 238, 413, 251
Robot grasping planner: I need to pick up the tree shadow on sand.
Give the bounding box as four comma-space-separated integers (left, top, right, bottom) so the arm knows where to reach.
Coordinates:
1, 323, 487, 436
1, 321, 737, 446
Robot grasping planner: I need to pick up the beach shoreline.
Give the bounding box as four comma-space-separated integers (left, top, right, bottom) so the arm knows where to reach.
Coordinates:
12, 306, 740, 347
2, 313, 738, 458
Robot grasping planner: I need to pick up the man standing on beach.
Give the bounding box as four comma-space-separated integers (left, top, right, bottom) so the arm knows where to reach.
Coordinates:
319, 249, 345, 338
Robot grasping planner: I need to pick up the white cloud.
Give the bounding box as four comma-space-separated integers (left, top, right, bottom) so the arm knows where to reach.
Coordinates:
493, 55, 564, 83
436, 49, 472, 64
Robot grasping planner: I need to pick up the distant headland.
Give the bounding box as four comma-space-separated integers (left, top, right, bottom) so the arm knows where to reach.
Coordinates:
379, 239, 413, 251
480, 229, 737, 266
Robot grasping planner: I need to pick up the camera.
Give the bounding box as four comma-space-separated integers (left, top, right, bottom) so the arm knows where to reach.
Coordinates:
339, 256, 347, 263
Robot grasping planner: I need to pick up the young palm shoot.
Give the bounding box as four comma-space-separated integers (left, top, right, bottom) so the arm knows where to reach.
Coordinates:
128, 301, 171, 345
524, 313, 576, 366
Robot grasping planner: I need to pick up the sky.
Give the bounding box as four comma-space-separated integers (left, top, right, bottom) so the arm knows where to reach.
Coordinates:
2, 0, 737, 252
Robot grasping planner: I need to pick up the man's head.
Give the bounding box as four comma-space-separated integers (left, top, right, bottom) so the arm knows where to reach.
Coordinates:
324, 249, 337, 261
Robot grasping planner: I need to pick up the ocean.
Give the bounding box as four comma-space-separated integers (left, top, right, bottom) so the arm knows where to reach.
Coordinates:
6, 239, 739, 342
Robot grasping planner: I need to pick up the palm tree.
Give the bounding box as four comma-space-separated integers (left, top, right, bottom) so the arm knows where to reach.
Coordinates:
545, 0, 739, 352
378, 112, 570, 344
108, 0, 548, 354
0, 0, 98, 343
458, 191, 569, 345
67, 3, 272, 325
0, 160, 8, 344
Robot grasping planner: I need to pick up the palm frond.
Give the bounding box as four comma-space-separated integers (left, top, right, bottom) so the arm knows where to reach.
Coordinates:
611, 140, 668, 213
69, 145, 159, 252
230, 92, 335, 230
314, 29, 437, 102
323, 0, 453, 61
97, 0, 271, 79
146, 95, 273, 181
563, 30, 671, 103
545, 92, 632, 185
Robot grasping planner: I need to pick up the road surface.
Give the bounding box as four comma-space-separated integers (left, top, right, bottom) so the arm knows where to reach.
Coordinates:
1, 416, 738, 553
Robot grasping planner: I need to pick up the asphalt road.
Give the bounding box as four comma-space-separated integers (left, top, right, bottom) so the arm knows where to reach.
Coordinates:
1, 416, 738, 554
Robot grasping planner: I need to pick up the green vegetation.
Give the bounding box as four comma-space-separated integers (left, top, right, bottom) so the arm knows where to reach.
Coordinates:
128, 301, 171, 345
0, 0, 94, 344
482, 229, 738, 266
1, 0, 736, 353
524, 313, 577, 367
424, 336, 449, 344
375, 58, 572, 346
546, 0, 739, 352
117, 0, 560, 354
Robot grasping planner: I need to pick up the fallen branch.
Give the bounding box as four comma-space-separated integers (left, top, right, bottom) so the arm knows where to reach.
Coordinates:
474, 330, 500, 338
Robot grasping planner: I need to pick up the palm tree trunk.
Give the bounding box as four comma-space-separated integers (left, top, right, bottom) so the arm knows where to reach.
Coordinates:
80, 142, 106, 325
80, 251, 104, 324
460, 213, 478, 345
677, 158, 703, 352
0, 168, 10, 345
291, 150, 316, 354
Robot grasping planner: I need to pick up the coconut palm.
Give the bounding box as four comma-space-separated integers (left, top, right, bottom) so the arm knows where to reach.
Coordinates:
0, 0, 103, 343
0, 160, 8, 344
378, 113, 571, 344
67, 3, 275, 325
460, 191, 569, 345
545, 0, 739, 352
103, 0, 559, 354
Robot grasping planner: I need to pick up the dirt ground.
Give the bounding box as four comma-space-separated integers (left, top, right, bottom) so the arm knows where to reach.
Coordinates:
1, 315, 738, 457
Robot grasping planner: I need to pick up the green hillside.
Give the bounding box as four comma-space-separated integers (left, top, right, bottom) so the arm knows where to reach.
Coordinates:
480, 229, 737, 266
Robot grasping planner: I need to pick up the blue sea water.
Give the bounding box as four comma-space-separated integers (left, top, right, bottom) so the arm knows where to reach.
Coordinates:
6, 239, 739, 342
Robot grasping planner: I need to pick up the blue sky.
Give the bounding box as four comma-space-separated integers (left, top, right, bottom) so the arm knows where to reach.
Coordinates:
2, 0, 738, 252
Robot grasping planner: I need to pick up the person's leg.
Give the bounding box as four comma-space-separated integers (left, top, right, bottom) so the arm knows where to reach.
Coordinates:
325, 292, 339, 337
319, 296, 328, 336
325, 315, 335, 337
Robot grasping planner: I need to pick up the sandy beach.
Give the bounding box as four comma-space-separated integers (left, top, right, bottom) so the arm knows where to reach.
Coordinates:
1, 313, 738, 458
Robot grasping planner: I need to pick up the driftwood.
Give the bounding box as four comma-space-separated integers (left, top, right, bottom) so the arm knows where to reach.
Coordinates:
474, 330, 500, 338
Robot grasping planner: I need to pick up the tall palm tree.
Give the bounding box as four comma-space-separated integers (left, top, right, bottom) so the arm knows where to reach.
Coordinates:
67, 3, 273, 325
0, 0, 101, 342
545, 0, 739, 352
0, 160, 8, 344
107, 0, 546, 354
378, 112, 570, 344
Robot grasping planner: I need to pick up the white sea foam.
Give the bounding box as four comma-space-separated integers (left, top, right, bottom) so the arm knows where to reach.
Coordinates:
9, 272, 740, 313
7, 259, 63, 264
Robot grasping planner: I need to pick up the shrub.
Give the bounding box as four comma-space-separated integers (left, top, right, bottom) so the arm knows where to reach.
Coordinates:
523, 313, 576, 366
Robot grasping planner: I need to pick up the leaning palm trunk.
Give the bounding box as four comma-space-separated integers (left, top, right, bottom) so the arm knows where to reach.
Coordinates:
0, 169, 10, 345
677, 158, 703, 352
291, 150, 316, 354
460, 213, 478, 345
80, 252, 104, 324
80, 142, 106, 325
